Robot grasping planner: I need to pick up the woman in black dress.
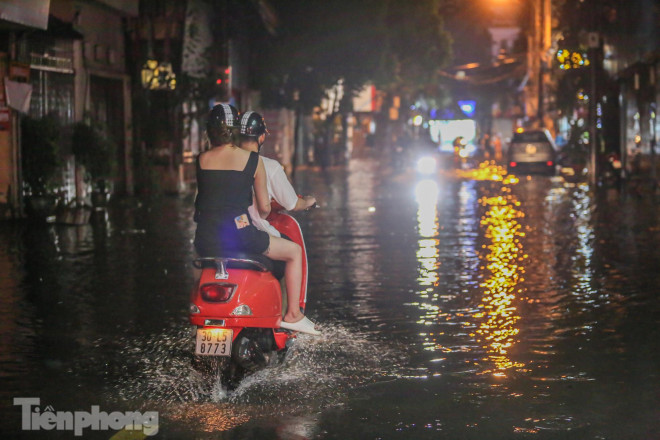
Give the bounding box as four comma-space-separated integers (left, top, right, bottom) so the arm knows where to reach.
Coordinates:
194, 104, 320, 335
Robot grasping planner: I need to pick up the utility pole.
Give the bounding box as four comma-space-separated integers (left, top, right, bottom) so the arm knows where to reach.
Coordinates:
588, 39, 598, 186
525, 0, 539, 126
587, 0, 600, 186
537, 0, 551, 126
537, 0, 544, 125
650, 66, 657, 184
528, 0, 551, 128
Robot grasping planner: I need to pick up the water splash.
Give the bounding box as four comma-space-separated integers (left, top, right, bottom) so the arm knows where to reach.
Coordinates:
108, 321, 404, 431
227, 324, 401, 406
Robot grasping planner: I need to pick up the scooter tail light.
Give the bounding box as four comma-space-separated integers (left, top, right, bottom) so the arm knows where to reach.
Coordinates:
509, 161, 517, 167
200, 283, 237, 303
546, 160, 554, 166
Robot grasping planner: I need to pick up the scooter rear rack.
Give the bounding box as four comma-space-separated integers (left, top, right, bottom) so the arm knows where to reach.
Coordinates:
193, 257, 271, 280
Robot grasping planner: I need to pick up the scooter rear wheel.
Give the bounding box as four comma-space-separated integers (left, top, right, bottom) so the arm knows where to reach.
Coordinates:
223, 328, 288, 389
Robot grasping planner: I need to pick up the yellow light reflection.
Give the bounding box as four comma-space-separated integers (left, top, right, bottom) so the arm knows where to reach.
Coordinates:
474, 194, 526, 376
456, 161, 508, 181
412, 167, 528, 377
168, 403, 250, 432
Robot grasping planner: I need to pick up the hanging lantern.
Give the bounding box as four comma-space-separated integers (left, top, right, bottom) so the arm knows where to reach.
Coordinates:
141, 59, 177, 90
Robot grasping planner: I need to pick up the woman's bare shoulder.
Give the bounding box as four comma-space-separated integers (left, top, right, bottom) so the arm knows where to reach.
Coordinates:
200, 145, 252, 170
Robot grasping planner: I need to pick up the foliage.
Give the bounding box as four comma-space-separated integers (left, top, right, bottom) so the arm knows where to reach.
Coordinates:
441, 0, 494, 67
561, 123, 590, 165
555, 0, 629, 47
72, 121, 117, 183
553, 0, 624, 119
383, 0, 452, 89
555, 69, 588, 117
21, 115, 61, 195
241, 0, 452, 111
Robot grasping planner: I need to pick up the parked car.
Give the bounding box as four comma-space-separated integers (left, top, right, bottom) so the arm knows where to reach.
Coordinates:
507, 129, 557, 175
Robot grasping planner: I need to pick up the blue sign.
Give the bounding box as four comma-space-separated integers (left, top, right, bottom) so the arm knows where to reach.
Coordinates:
458, 100, 476, 118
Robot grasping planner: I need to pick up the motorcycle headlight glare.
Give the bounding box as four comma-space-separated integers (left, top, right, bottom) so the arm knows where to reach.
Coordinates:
416, 156, 437, 175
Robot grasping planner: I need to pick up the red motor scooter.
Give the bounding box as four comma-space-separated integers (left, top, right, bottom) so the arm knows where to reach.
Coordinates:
189, 204, 309, 388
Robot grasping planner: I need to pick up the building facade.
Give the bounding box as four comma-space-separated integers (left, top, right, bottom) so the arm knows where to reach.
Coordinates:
0, 0, 136, 218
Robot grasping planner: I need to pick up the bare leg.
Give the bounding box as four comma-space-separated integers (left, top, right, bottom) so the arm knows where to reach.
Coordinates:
264, 236, 304, 323
280, 278, 288, 318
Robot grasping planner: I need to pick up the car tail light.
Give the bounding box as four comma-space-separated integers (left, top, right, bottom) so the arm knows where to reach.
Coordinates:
200, 283, 236, 302
546, 160, 554, 166
509, 161, 517, 167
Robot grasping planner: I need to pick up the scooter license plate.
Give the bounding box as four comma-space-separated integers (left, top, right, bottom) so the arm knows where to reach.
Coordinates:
195, 328, 233, 356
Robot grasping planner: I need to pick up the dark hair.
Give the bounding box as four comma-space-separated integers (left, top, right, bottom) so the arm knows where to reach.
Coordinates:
206, 103, 239, 146
207, 124, 234, 146
238, 133, 259, 143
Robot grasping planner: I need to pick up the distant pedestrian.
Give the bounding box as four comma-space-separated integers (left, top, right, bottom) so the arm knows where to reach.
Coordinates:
480, 134, 493, 160
493, 135, 503, 162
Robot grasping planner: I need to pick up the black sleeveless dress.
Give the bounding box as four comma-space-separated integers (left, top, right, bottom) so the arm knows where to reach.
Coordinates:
193, 150, 270, 257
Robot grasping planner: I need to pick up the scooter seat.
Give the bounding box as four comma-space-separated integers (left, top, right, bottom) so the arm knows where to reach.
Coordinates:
195, 253, 275, 273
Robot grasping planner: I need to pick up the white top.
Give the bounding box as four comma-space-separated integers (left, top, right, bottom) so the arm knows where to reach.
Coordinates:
249, 156, 299, 237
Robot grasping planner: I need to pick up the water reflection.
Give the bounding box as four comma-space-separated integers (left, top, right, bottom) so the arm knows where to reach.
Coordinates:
2, 158, 659, 438
410, 162, 529, 377
467, 165, 526, 376
474, 194, 526, 376
456, 160, 507, 182
571, 183, 596, 297
414, 179, 440, 289
168, 402, 251, 432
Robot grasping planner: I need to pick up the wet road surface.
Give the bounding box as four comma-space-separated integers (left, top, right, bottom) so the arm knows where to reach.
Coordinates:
1, 156, 659, 439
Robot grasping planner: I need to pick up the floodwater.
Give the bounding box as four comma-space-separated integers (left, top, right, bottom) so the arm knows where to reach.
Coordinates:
1, 156, 659, 439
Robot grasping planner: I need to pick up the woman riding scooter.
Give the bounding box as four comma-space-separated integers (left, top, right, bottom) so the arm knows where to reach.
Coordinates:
193, 104, 320, 335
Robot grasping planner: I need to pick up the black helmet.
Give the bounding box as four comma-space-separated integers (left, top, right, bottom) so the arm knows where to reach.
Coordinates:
207, 103, 239, 130
239, 111, 268, 137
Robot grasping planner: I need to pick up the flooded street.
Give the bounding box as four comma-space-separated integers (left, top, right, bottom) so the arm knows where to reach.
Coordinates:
1, 156, 659, 439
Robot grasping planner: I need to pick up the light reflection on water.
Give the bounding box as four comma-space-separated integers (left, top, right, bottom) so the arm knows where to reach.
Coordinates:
412, 163, 528, 377
414, 178, 440, 288
473, 193, 526, 376
1, 160, 659, 438
571, 183, 596, 297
